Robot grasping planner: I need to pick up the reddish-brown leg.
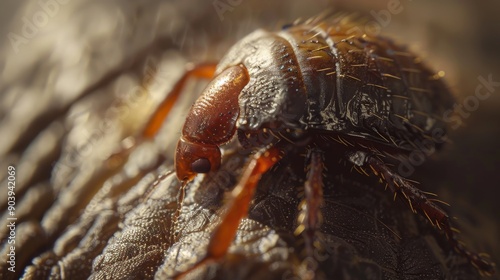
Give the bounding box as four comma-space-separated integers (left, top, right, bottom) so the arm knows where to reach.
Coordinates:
347, 151, 495, 276
142, 63, 217, 138
296, 148, 325, 258
105, 63, 217, 166
142, 63, 218, 243
174, 146, 283, 279
108, 63, 217, 244
294, 148, 325, 280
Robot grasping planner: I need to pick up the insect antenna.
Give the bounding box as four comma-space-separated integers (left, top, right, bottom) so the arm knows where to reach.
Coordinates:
170, 179, 188, 244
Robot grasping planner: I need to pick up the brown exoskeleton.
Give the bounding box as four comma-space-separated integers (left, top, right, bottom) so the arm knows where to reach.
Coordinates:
141, 15, 495, 278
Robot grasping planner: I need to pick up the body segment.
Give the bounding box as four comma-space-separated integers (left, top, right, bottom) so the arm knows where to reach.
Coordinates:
218, 19, 454, 150
143, 15, 495, 278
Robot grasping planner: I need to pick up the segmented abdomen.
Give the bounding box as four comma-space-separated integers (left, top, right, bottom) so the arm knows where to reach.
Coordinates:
278, 19, 455, 150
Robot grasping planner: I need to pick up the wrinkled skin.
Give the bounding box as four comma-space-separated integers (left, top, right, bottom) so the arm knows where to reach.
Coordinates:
6, 148, 487, 280
0, 1, 499, 280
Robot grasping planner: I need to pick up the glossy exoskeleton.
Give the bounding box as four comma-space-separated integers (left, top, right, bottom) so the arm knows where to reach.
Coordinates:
142, 15, 495, 278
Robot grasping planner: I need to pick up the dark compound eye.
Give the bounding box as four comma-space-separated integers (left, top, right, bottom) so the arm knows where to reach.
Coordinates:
191, 158, 211, 173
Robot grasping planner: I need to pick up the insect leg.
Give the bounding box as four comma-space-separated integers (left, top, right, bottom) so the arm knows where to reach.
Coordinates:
141, 63, 217, 245
294, 148, 325, 280
104, 63, 217, 166
142, 63, 217, 138
347, 151, 495, 276
173, 145, 283, 279
296, 148, 324, 259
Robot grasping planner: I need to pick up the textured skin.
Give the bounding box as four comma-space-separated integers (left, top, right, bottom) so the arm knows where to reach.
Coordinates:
1, 5, 498, 279
159, 151, 482, 279
217, 17, 455, 150
5, 147, 485, 280
171, 15, 495, 278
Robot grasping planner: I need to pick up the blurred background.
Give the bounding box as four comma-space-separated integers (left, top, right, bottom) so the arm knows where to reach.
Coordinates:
0, 0, 499, 279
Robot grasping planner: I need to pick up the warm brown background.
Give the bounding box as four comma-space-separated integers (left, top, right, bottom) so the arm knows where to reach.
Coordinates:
0, 0, 499, 279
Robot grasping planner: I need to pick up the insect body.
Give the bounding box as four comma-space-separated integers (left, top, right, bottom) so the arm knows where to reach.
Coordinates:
177, 19, 454, 180
144, 15, 495, 278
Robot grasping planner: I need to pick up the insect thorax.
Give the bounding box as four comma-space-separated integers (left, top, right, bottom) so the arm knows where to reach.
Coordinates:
217, 20, 454, 150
